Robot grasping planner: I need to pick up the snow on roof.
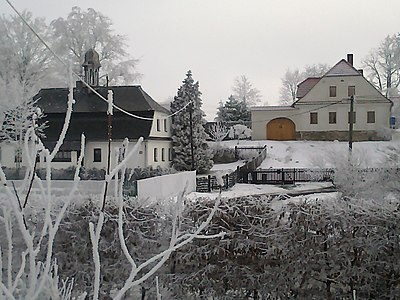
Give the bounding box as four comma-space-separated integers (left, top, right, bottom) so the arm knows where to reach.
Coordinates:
251, 106, 298, 111
324, 59, 362, 77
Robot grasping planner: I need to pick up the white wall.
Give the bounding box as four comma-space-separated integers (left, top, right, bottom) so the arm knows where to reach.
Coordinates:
146, 139, 172, 168
137, 171, 196, 201
84, 140, 146, 170
251, 74, 392, 140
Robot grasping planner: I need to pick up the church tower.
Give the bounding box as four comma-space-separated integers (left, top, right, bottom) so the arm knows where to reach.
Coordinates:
82, 48, 101, 87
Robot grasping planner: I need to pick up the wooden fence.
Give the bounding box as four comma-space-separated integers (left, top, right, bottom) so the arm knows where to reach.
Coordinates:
196, 146, 267, 192
242, 168, 335, 185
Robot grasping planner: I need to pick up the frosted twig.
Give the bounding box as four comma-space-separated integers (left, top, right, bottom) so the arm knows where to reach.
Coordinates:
49, 67, 75, 161
89, 212, 105, 300
113, 195, 223, 300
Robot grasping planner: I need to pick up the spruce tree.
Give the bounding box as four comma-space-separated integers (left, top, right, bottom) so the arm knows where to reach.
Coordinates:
170, 71, 213, 173
215, 95, 250, 124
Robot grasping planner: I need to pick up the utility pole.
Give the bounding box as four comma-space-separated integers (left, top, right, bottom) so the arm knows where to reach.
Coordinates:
189, 101, 195, 171
102, 90, 113, 211
348, 95, 354, 152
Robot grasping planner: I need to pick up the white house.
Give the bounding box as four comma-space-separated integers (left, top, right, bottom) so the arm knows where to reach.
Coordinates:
251, 54, 392, 141
0, 49, 172, 170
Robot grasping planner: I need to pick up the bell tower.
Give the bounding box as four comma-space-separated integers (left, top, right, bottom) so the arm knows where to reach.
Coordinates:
82, 48, 101, 87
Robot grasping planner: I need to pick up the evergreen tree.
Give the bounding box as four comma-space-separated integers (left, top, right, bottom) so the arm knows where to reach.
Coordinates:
215, 95, 250, 124
170, 71, 213, 173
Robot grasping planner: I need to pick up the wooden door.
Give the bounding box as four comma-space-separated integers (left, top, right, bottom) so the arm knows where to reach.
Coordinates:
267, 118, 295, 140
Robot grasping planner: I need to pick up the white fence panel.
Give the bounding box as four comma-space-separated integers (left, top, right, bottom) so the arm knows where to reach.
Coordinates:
137, 171, 196, 200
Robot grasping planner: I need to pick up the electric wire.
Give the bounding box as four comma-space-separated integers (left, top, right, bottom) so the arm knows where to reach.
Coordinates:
5, 0, 192, 121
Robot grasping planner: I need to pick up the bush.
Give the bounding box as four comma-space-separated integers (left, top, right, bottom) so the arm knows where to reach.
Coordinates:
211, 147, 237, 164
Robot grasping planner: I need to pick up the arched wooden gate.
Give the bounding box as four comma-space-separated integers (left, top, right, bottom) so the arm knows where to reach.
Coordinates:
266, 118, 296, 140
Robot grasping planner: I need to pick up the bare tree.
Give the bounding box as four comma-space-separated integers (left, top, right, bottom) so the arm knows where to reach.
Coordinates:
50, 6, 141, 86
363, 34, 400, 97
279, 63, 330, 105
279, 68, 302, 105
232, 75, 262, 106
0, 11, 54, 167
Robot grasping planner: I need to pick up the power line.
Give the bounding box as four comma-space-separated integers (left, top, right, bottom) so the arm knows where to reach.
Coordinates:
5, 0, 191, 121
251, 99, 346, 124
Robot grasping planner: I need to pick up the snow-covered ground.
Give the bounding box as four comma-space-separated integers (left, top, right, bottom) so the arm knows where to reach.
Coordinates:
189, 181, 335, 200
212, 139, 398, 169
200, 138, 400, 198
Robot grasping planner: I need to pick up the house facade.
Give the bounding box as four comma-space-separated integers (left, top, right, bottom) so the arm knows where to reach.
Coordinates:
252, 54, 392, 141
0, 49, 172, 170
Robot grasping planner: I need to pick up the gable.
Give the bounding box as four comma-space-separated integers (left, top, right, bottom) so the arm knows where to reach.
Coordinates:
324, 59, 362, 77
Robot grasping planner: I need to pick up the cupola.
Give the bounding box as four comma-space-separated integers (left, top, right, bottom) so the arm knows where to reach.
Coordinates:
82, 48, 101, 87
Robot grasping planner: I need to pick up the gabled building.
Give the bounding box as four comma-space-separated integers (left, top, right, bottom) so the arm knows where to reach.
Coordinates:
1, 49, 172, 170
251, 54, 392, 141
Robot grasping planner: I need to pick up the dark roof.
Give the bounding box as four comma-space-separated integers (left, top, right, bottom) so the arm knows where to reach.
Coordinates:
34, 85, 168, 143
35, 85, 170, 115
42, 112, 154, 144
296, 77, 320, 99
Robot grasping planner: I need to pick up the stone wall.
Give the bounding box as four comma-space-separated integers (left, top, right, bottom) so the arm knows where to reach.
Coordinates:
296, 130, 391, 141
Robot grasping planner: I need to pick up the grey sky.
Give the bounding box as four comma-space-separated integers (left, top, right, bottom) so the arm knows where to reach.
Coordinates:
2, 0, 400, 120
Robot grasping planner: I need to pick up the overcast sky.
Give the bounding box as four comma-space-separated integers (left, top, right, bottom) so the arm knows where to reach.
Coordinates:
2, 0, 400, 119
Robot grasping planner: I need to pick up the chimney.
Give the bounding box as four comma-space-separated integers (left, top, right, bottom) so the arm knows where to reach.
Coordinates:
358, 69, 364, 76
347, 53, 354, 66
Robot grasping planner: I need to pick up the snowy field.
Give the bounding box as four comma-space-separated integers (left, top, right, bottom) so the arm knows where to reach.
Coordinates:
212, 139, 400, 169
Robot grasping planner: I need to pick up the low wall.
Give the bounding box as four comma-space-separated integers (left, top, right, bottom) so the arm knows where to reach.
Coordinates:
297, 130, 390, 141
137, 171, 196, 200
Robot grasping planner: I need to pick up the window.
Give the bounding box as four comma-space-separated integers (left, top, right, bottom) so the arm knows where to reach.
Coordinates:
153, 148, 158, 162
161, 148, 165, 161
168, 148, 172, 161
156, 119, 161, 131
164, 119, 167, 132
310, 112, 318, 124
93, 148, 102, 162
348, 112, 356, 124
329, 112, 337, 124
329, 86, 337, 97
348, 86, 355, 97
367, 111, 375, 123
14, 148, 22, 163
54, 150, 72, 162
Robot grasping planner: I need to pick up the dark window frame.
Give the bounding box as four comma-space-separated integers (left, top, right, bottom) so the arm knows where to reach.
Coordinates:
53, 150, 72, 162
329, 86, 337, 97
93, 148, 102, 162
348, 86, 355, 97
153, 148, 158, 162
367, 111, 375, 123
310, 112, 318, 124
164, 119, 167, 132
156, 119, 161, 131
161, 148, 165, 161
328, 112, 337, 124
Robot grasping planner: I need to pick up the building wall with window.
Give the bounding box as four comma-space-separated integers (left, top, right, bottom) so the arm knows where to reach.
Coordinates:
146, 139, 172, 168
251, 55, 392, 141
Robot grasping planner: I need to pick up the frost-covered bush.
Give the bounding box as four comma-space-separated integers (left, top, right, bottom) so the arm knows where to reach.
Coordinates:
79, 167, 106, 180
51, 199, 173, 299
210, 147, 236, 164
126, 165, 173, 181
166, 195, 400, 299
